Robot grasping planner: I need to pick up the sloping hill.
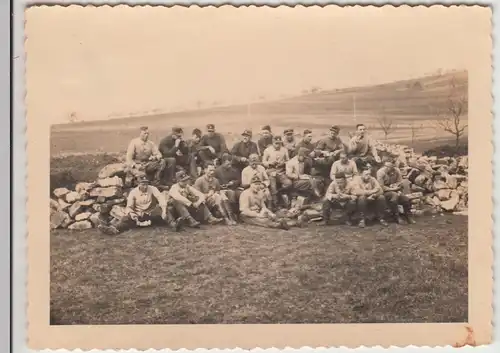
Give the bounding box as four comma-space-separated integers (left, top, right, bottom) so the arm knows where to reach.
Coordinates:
50, 70, 468, 155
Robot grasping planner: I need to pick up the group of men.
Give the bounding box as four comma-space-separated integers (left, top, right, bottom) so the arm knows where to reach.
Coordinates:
97, 122, 416, 236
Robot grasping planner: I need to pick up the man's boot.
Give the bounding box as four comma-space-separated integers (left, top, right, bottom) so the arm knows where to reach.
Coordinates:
186, 216, 201, 228
207, 215, 224, 225
278, 218, 290, 230
405, 213, 416, 224
217, 202, 233, 226
358, 214, 366, 228
344, 214, 353, 226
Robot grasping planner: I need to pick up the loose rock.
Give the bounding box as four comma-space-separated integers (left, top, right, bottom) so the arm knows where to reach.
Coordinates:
97, 176, 124, 187
54, 187, 70, 198
75, 212, 92, 221
89, 187, 122, 199
50, 210, 72, 229
68, 221, 92, 230
98, 163, 127, 179
68, 202, 84, 218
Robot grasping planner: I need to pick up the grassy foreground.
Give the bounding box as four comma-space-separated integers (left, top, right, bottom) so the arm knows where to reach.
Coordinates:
50, 214, 467, 325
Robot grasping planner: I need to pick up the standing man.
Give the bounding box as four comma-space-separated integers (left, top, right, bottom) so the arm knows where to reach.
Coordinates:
125, 126, 167, 185
231, 129, 259, 171
321, 172, 358, 226
286, 147, 323, 198
262, 135, 292, 210
239, 176, 290, 230
283, 128, 297, 158
97, 176, 183, 235
377, 157, 416, 224
351, 168, 388, 227
241, 153, 272, 206
295, 129, 317, 158
169, 171, 223, 228
330, 150, 359, 182
348, 123, 381, 170
257, 125, 274, 155
314, 125, 346, 174
194, 164, 237, 225
199, 124, 229, 166
158, 126, 189, 183
214, 153, 243, 214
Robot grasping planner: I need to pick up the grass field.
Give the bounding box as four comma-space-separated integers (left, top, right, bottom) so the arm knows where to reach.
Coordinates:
50, 214, 467, 325
50, 71, 469, 325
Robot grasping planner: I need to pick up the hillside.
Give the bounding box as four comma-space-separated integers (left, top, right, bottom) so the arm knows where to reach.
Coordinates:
50, 70, 468, 155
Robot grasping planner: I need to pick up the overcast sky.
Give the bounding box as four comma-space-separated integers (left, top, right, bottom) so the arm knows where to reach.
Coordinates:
25, 5, 488, 124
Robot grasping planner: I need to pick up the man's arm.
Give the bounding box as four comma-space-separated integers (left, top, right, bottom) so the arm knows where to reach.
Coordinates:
348, 136, 359, 154
126, 140, 136, 166
325, 181, 337, 200
376, 169, 390, 192
260, 166, 271, 186
369, 138, 379, 159
150, 141, 163, 160
158, 136, 178, 158
371, 178, 383, 196
262, 148, 271, 168
151, 186, 167, 210
125, 190, 136, 214
351, 160, 359, 176
230, 142, 245, 162
286, 161, 298, 180
193, 178, 206, 194
329, 162, 338, 181
188, 185, 206, 203
168, 185, 192, 206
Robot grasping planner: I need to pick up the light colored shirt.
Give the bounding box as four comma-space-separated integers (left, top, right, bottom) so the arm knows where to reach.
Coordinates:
325, 180, 355, 200
126, 185, 166, 215
239, 188, 267, 217
350, 175, 383, 196
286, 156, 312, 180
262, 146, 289, 168
126, 138, 162, 165
168, 183, 206, 206
241, 165, 270, 188
348, 135, 378, 158
194, 175, 221, 194
376, 166, 403, 190
330, 159, 359, 181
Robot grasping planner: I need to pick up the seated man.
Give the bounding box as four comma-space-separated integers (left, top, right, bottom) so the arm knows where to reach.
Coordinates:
257, 125, 274, 155
214, 153, 243, 214
125, 126, 167, 185
194, 164, 237, 225
239, 176, 290, 230
283, 128, 297, 158
168, 171, 223, 228
330, 150, 359, 182
286, 147, 323, 198
321, 172, 357, 226
294, 129, 317, 158
158, 126, 190, 182
198, 124, 229, 166
231, 129, 259, 171
185, 128, 207, 178
351, 168, 389, 227
262, 135, 292, 209
348, 123, 382, 170
314, 125, 346, 175
97, 176, 182, 235
377, 157, 416, 224
241, 153, 272, 206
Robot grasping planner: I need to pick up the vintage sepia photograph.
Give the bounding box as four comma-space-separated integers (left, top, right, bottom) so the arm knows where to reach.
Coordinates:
25, 4, 492, 350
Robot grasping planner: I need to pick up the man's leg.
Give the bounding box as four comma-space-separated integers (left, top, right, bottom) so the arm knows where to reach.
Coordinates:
149, 205, 184, 231
398, 194, 416, 224
372, 195, 389, 226
172, 200, 201, 228
195, 203, 223, 224
321, 199, 333, 225
292, 180, 314, 198
98, 214, 135, 235
344, 199, 357, 225
240, 214, 288, 230
384, 191, 401, 222
268, 173, 280, 210
356, 196, 368, 227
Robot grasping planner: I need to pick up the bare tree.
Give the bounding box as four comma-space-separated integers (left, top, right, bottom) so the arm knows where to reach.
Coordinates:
434, 77, 468, 151
67, 112, 78, 123
377, 110, 395, 141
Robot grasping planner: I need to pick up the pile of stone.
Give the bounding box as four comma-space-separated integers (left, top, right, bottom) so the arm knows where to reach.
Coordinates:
50, 141, 469, 231
375, 141, 468, 216
50, 163, 132, 230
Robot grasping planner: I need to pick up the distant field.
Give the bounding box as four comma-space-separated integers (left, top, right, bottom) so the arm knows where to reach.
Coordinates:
50, 71, 468, 156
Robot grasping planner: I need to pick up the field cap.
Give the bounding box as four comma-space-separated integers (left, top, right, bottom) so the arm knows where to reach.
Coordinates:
249, 153, 260, 162
330, 125, 340, 132
206, 124, 215, 132
176, 170, 191, 182
242, 129, 252, 137
250, 175, 262, 184
261, 125, 271, 132
140, 126, 149, 131
284, 128, 294, 136
273, 135, 283, 142
303, 129, 312, 135
172, 126, 183, 134
138, 175, 150, 184
192, 128, 202, 137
